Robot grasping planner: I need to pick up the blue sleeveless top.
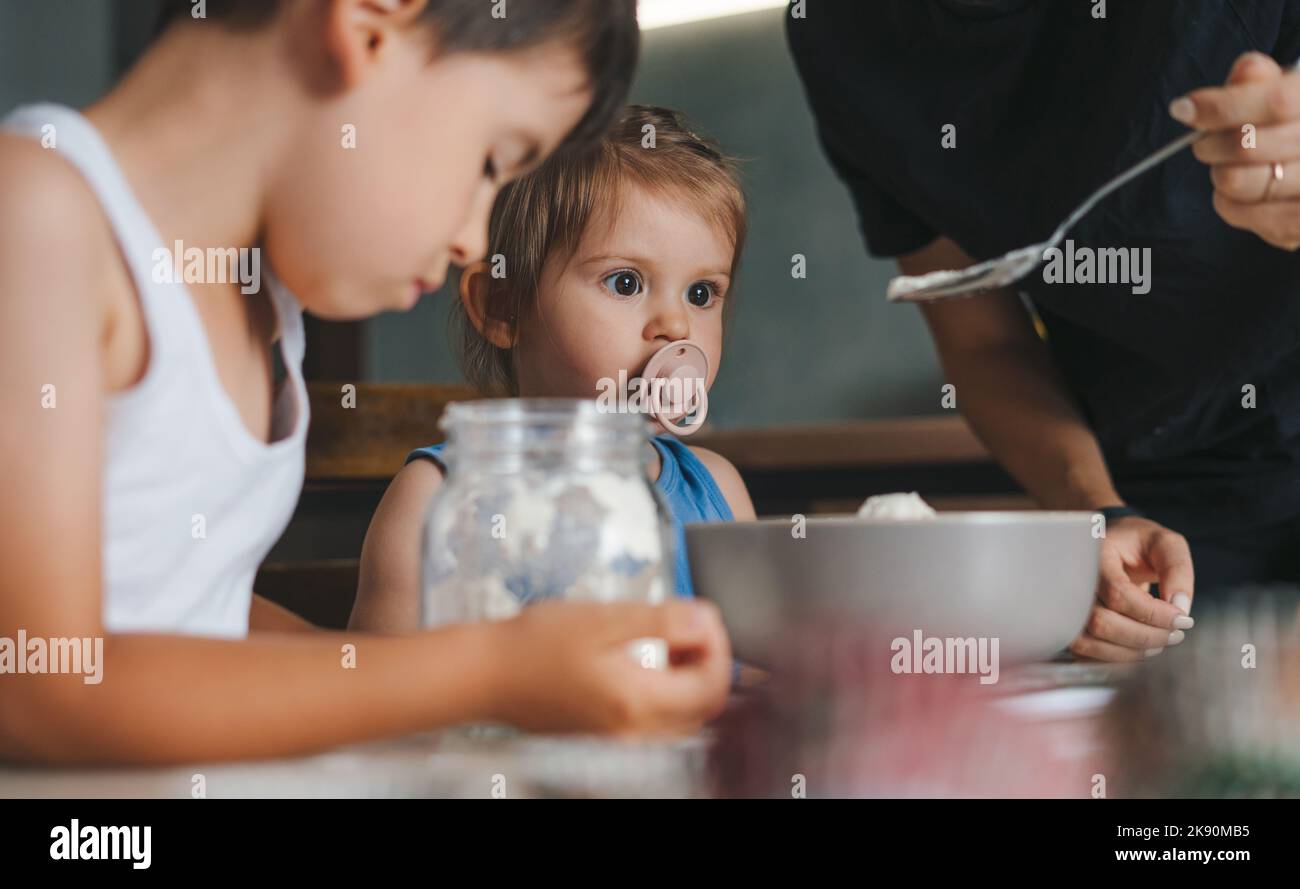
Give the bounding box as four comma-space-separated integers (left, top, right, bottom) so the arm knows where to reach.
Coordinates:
406, 435, 733, 598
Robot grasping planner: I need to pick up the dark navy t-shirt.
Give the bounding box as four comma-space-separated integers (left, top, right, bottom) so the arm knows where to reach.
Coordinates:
788, 0, 1300, 536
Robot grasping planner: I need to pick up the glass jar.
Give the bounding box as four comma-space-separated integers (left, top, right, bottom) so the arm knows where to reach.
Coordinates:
420, 399, 675, 639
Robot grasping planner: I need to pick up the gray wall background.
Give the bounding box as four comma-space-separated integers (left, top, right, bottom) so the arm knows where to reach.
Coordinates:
0, 1, 114, 112
3, 2, 944, 427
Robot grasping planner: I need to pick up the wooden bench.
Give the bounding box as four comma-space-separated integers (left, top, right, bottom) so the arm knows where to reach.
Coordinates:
255, 384, 1027, 627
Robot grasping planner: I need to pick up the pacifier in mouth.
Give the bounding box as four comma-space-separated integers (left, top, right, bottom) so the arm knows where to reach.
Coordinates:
636, 340, 709, 436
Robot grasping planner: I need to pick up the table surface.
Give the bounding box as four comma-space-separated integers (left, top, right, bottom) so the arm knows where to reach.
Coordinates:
0, 661, 1132, 799
0, 731, 713, 799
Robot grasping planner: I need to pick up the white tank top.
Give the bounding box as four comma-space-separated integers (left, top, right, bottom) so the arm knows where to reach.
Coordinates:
3, 104, 310, 638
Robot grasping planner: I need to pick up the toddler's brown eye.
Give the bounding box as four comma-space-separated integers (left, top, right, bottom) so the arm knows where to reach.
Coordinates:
603, 271, 642, 297
687, 282, 713, 307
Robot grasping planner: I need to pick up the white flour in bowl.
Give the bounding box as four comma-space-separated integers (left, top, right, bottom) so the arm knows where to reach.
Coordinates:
856, 491, 938, 520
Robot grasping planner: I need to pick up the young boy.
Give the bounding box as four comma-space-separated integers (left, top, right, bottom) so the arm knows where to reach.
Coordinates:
0, 0, 729, 765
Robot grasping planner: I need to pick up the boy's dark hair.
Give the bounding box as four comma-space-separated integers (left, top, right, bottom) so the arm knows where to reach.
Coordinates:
157, 0, 639, 153
455, 104, 748, 396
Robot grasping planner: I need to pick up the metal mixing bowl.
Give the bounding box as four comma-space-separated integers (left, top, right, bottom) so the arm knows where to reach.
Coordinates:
686, 512, 1099, 666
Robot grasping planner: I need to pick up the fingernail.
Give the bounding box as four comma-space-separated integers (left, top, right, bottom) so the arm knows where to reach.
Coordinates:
1168, 629, 1186, 645
1170, 97, 1196, 124
1172, 594, 1192, 615
1173, 614, 1195, 630
1145, 648, 1164, 658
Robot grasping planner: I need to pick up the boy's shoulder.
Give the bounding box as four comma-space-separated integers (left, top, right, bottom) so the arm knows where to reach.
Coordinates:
0, 133, 104, 227
0, 134, 115, 275
0, 132, 130, 396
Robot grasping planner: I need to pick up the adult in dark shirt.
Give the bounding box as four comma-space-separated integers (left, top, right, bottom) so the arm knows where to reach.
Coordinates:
788, 0, 1300, 660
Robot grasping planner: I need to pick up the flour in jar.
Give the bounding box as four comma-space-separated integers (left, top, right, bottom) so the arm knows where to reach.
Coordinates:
422, 468, 669, 625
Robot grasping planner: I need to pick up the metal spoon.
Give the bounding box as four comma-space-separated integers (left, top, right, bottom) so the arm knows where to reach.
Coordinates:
891, 53, 1300, 304
886, 128, 1204, 303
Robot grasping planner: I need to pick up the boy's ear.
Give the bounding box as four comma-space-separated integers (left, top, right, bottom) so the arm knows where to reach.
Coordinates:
323, 0, 430, 89
460, 261, 515, 350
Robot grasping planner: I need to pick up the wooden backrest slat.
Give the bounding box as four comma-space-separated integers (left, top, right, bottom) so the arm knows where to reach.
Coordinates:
302, 383, 992, 481
305, 382, 484, 480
